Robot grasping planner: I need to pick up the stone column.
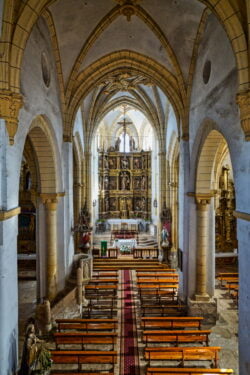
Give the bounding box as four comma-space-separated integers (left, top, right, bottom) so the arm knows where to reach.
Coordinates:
44, 197, 58, 301
195, 197, 210, 301
236, 90, 250, 141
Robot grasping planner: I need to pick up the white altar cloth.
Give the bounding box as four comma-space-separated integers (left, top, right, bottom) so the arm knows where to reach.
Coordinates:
113, 238, 137, 250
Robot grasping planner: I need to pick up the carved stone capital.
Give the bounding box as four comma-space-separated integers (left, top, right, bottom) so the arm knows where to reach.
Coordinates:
40, 192, 65, 210
236, 90, 250, 141
0, 91, 23, 145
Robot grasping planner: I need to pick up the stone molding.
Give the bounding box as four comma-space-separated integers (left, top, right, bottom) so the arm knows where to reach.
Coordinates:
187, 192, 214, 207
40, 192, 65, 208
236, 90, 250, 141
233, 210, 250, 222
0, 207, 21, 221
0, 91, 23, 145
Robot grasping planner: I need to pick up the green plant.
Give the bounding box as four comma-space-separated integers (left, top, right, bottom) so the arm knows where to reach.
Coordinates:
31, 342, 52, 374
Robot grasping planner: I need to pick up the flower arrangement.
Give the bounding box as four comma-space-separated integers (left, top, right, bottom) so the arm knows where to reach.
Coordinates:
31, 342, 52, 374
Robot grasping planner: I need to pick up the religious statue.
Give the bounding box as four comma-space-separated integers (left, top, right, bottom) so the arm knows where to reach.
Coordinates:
121, 157, 129, 169
104, 175, 109, 189
19, 320, 43, 374
104, 156, 109, 169
120, 197, 127, 211
134, 177, 141, 189
129, 136, 135, 151
121, 172, 130, 190
141, 175, 146, 190
161, 227, 169, 245
105, 197, 109, 211
134, 157, 140, 169
115, 137, 121, 151
108, 158, 114, 169
110, 197, 116, 211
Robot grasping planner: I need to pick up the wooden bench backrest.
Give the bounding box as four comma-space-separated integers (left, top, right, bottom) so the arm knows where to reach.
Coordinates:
141, 317, 203, 329
54, 332, 117, 346
146, 368, 233, 375
52, 350, 117, 364
145, 346, 220, 366
143, 330, 210, 344
57, 323, 117, 331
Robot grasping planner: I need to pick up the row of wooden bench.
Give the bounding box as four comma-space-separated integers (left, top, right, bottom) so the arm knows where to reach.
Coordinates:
136, 269, 234, 375
51, 271, 120, 373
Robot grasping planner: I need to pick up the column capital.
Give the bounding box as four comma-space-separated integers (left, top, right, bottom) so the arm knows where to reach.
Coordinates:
63, 134, 72, 143
187, 192, 213, 209
0, 91, 23, 145
236, 90, 250, 141
40, 192, 65, 209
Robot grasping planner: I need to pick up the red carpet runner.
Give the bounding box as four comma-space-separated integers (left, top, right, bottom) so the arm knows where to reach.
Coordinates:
120, 270, 140, 375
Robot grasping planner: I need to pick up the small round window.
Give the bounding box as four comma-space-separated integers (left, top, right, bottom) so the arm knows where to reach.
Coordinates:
41, 52, 51, 87
203, 60, 211, 84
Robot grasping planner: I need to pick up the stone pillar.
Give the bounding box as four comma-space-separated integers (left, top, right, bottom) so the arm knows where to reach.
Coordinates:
84, 152, 91, 211
236, 90, 250, 141
195, 197, 210, 301
44, 197, 58, 301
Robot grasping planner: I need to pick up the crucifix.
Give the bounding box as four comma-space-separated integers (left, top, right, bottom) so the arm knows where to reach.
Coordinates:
117, 105, 132, 152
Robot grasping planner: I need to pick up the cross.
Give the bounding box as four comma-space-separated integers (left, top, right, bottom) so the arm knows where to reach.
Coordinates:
117, 107, 132, 152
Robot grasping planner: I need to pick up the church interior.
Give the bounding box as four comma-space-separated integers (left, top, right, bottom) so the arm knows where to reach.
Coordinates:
0, 0, 249, 374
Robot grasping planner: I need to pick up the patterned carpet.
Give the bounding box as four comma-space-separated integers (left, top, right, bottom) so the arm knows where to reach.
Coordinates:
120, 270, 140, 375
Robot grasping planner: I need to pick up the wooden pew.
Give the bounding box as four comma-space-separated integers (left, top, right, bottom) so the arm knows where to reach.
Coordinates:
142, 329, 211, 346
56, 318, 117, 332
54, 332, 117, 350
84, 298, 117, 318
51, 372, 114, 375
145, 346, 221, 367
85, 284, 117, 298
137, 273, 179, 279
139, 289, 177, 303
138, 284, 178, 301
137, 279, 179, 285
140, 304, 186, 317
88, 278, 118, 285
92, 271, 118, 278
51, 350, 117, 371
146, 368, 233, 375
141, 316, 203, 330
136, 269, 176, 274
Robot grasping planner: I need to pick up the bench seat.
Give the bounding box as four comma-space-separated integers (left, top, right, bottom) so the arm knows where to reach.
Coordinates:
143, 329, 211, 346
145, 346, 220, 367
146, 368, 233, 375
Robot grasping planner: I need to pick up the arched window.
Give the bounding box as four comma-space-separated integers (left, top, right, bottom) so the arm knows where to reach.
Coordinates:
119, 133, 130, 152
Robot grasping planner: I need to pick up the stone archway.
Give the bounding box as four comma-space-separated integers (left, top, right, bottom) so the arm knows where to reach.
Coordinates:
27, 115, 60, 301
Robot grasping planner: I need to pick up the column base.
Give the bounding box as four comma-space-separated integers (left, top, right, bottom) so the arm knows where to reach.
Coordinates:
168, 247, 178, 269
188, 297, 218, 326
194, 293, 210, 302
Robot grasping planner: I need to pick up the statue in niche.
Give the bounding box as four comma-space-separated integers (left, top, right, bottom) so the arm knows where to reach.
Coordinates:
104, 175, 109, 190
121, 156, 129, 169
115, 138, 121, 151
141, 175, 146, 190
109, 177, 117, 190
110, 198, 116, 211
104, 157, 109, 169
108, 158, 114, 169
105, 197, 109, 212
134, 177, 141, 190
120, 197, 127, 211
129, 136, 136, 151
121, 172, 130, 190
134, 157, 140, 169
140, 197, 146, 210
127, 198, 132, 212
